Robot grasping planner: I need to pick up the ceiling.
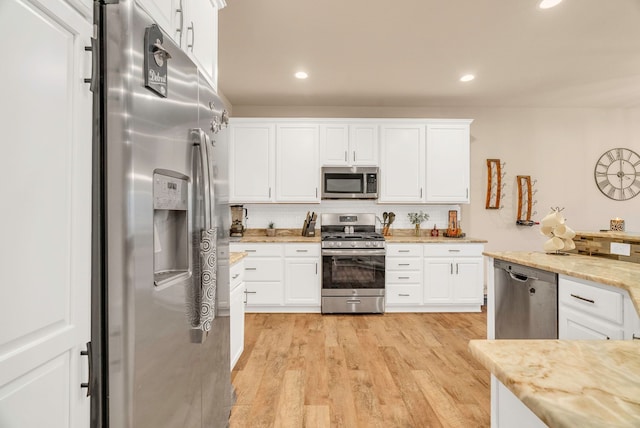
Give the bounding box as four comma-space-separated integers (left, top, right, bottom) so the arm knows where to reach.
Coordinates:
218, 0, 640, 109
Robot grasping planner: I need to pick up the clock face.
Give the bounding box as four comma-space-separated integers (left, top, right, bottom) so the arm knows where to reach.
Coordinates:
594, 148, 640, 201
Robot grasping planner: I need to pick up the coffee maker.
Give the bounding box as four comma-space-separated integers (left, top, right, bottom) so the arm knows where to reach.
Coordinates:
230, 205, 247, 237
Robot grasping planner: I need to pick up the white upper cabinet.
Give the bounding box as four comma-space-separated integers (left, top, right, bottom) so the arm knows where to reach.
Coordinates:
276, 124, 320, 202
320, 123, 378, 166
425, 123, 470, 203
229, 123, 275, 202
139, 0, 222, 88
378, 124, 425, 203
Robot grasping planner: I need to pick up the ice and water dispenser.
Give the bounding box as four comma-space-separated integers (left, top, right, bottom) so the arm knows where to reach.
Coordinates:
153, 170, 190, 286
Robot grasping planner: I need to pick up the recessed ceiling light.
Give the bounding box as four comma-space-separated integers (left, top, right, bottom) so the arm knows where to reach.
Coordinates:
460, 74, 475, 82
295, 71, 308, 79
539, 0, 562, 9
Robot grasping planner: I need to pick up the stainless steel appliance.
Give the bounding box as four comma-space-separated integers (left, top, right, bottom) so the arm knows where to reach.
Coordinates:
230, 204, 247, 237
321, 213, 386, 314
494, 260, 558, 339
91, 1, 232, 426
321, 166, 379, 199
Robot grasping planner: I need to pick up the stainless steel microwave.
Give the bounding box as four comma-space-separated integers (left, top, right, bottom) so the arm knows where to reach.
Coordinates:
321, 166, 379, 199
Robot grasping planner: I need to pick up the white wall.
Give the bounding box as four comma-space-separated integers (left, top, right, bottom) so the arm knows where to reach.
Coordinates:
231, 105, 640, 252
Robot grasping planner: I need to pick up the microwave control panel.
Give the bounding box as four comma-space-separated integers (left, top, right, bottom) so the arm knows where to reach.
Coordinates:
366, 173, 377, 194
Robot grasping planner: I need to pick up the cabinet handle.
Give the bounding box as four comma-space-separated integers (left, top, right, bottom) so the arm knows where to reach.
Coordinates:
450, 263, 453, 274
456, 263, 459, 274
244, 290, 257, 294
347, 299, 361, 304
245, 267, 257, 271
398, 276, 410, 280
316, 187, 318, 198
420, 188, 423, 198
466, 188, 469, 199
398, 263, 410, 266
633, 334, 640, 340
398, 293, 410, 297
448, 249, 461, 252
398, 250, 410, 253
245, 249, 256, 252
232, 274, 239, 279
83, 38, 97, 92
570, 293, 595, 304
344, 151, 347, 162
269, 187, 272, 198
187, 21, 195, 51
80, 342, 92, 396
316, 263, 318, 274
296, 249, 308, 253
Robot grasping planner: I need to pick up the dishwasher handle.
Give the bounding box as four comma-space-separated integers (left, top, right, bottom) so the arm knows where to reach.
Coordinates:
508, 271, 538, 283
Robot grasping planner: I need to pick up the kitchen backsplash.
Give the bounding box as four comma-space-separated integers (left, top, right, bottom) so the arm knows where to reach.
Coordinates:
239, 201, 461, 231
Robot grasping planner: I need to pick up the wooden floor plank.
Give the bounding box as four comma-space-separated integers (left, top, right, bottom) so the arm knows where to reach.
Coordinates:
231, 311, 489, 428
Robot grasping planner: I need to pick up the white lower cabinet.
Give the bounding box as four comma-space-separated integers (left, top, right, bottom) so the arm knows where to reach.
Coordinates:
231, 243, 284, 311
386, 243, 484, 312
558, 275, 635, 340
229, 261, 245, 369
284, 244, 321, 308
492, 376, 546, 428
230, 242, 321, 312
386, 244, 424, 308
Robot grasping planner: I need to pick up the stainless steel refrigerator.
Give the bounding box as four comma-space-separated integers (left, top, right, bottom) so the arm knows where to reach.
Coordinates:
91, 1, 232, 426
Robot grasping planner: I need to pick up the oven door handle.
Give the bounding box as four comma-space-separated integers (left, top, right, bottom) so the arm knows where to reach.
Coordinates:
321, 249, 386, 256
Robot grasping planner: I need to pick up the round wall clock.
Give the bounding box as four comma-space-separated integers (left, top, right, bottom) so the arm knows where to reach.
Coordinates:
594, 147, 640, 201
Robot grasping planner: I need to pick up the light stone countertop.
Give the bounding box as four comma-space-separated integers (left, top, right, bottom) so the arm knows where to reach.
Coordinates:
229, 252, 248, 265
385, 235, 487, 244
478, 251, 640, 427
484, 251, 640, 314
468, 339, 640, 428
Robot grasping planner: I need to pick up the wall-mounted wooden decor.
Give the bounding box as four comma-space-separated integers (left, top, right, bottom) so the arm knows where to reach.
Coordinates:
516, 175, 537, 226
485, 159, 504, 209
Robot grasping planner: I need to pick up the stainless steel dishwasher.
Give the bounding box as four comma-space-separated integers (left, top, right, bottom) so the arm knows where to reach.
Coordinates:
494, 260, 558, 339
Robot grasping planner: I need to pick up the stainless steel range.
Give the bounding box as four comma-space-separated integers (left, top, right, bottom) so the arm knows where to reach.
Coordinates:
321, 213, 386, 314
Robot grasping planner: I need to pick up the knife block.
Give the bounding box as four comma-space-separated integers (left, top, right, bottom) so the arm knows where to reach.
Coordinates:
304, 221, 316, 237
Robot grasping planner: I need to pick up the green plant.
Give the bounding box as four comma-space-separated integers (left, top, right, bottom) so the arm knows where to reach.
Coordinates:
268, 221, 275, 229
407, 211, 429, 225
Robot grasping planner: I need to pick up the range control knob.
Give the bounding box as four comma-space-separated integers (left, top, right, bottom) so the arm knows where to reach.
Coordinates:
336, 242, 342, 247
365, 242, 371, 247
351, 242, 356, 247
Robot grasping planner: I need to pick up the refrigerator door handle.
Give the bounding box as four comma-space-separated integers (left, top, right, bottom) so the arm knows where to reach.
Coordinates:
190, 128, 218, 344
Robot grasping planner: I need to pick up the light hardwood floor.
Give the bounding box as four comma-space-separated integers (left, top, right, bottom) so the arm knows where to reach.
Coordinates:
230, 310, 490, 428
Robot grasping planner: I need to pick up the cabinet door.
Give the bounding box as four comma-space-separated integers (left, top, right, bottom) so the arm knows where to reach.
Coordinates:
229, 123, 275, 202
284, 258, 321, 305
230, 281, 245, 369
0, 1, 92, 426
452, 257, 483, 304
350, 124, 378, 165
276, 124, 320, 202
425, 123, 470, 203
245, 282, 283, 306
320, 124, 349, 166
559, 305, 624, 340
423, 258, 454, 303
379, 125, 425, 203
185, 0, 217, 87
139, 0, 181, 42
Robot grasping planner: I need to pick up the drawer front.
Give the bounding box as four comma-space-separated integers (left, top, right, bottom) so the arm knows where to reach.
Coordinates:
244, 259, 283, 282
559, 277, 623, 325
245, 282, 283, 306
386, 284, 423, 304
230, 262, 244, 289
386, 244, 423, 257
284, 243, 321, 257
386, 271, 422, 283
386, 257, 422, 271
230, 243, 283, 257
423, 243, 483, 257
